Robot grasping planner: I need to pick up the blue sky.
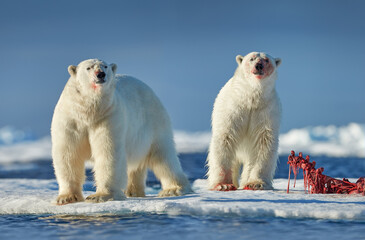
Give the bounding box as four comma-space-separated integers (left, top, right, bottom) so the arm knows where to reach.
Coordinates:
1, 0, 364, 137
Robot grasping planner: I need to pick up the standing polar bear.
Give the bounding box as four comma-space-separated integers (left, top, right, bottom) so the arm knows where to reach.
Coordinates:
207, 52, 281, 191
52, 59, 191, 205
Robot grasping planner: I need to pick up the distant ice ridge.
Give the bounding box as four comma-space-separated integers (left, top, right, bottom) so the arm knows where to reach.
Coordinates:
175, 123, 365, 157
0, 123, 364, 163
0, 126, 36, 145
0, 136, 51, 163
173, 130, 211, 153
278, 123, 365, 158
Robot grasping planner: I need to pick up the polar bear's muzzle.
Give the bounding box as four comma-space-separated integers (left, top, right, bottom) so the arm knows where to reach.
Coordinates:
253, 62, 264, 76
95, 71, 106, 84
254, 63, 264, 75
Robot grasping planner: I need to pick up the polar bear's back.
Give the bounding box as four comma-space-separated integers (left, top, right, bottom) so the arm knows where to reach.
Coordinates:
116, 74, 152, 93
115, 74, 151, 92
115, 74, 165, 113
114, 74, 172, 136
114, 75, 174, 165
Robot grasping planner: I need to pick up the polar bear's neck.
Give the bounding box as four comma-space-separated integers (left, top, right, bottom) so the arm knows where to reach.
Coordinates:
65, 79, 116, 124
231, 74, 277, 109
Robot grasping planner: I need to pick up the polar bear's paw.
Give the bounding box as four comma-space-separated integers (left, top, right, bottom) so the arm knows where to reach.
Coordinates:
85, 193, 126, 203
213, 183, 237, 191
158, 187, 185, 197
56, 193, 84, 205
243, 181, 272, 190
125, 189, 146, 198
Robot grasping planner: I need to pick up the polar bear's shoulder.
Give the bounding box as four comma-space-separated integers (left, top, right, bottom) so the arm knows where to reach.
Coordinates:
115, 74, 140, 83
115, 75, 149, 89
115, 74, 156, 100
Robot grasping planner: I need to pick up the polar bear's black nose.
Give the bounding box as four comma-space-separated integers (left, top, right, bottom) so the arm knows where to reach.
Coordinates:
97, 72, 106, 79
255, 63, 264, 71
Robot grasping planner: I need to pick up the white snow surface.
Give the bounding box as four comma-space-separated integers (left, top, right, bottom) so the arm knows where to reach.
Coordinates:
0, 123, 364, 163
0, 178, 364, 220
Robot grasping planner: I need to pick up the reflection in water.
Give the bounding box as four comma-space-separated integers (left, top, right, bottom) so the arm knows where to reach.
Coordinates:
39, 213, 167, 231
40, 213, 125, 225
37, 213, 173, 238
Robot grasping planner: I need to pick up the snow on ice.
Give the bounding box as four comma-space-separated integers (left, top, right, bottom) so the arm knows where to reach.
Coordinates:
0, 178, 364, 220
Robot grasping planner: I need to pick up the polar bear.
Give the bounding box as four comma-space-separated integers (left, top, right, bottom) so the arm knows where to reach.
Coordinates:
207, 52, 281, 191
51, 59, 191, 205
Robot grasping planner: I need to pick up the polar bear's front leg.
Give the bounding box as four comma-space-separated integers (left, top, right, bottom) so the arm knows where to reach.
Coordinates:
207, 135, 238, 191
52, 130, 90, 205
241, 128, 278, 190
86, 124, 127, 202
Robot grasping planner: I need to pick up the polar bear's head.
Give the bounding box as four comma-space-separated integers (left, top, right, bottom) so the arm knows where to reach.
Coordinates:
235, 52, 281, 82
68, 59, 117, 91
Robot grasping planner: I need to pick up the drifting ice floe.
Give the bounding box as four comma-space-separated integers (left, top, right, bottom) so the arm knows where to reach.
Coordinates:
0, 178, 364, 220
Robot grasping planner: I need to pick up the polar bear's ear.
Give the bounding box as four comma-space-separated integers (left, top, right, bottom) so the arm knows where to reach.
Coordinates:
236, 55, 244, 65
111, 63, 117, 73
275, 58, 282, 67
68, 65, 77, 77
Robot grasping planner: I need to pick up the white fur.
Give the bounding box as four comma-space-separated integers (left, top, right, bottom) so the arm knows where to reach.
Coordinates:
51, 59, 191, 205
207, 52, 282, 190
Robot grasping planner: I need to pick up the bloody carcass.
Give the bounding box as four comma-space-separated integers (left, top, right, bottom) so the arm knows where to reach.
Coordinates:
287, 151, 364, 195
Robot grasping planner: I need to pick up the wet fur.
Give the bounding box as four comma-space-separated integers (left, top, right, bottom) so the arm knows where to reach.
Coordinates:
207, 52, 281, 190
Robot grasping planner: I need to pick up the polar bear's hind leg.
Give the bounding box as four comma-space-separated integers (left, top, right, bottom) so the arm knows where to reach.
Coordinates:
125, 166, 147, 197
148, 139, 192, 197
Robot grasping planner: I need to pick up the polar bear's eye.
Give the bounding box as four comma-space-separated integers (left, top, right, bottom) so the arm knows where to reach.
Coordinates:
87, 67, 91, 70
250, 58, 254, 62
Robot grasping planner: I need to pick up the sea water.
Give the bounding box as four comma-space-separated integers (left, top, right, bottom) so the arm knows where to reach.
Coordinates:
1, 213, 365, 240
